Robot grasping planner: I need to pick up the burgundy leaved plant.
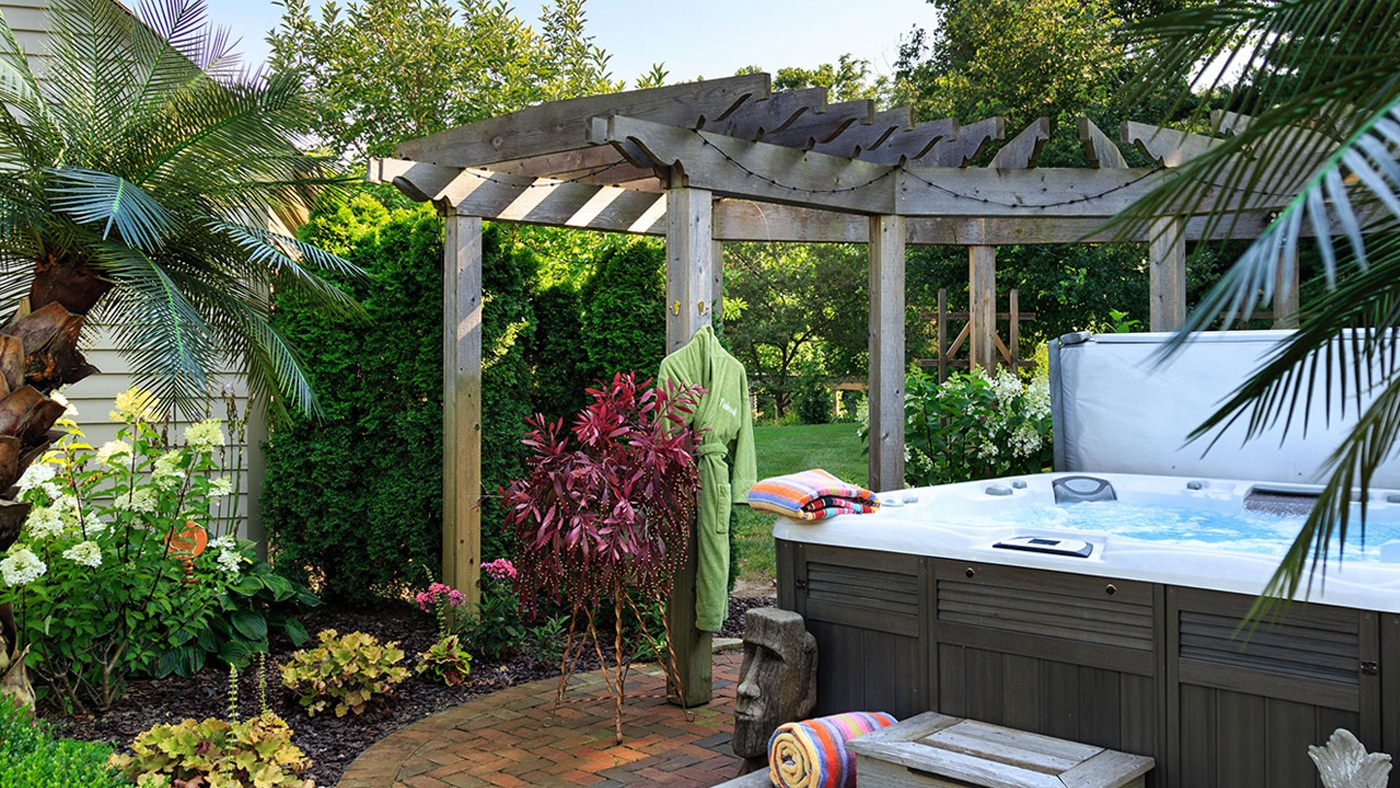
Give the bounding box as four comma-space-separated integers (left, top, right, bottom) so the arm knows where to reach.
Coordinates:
501, 372, 702, 613
499, 372, 703, 743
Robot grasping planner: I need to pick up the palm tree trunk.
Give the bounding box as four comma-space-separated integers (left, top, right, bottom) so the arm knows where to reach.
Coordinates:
0, 263, 107, 552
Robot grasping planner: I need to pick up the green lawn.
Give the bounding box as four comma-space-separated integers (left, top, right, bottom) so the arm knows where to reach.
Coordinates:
733, 423, 868, 584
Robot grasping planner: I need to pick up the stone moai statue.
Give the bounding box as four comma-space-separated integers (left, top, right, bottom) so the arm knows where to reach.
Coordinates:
1309, 729, 1392, 788
733, 607, 817, 775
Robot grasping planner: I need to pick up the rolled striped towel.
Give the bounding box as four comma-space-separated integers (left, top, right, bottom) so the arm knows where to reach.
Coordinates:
767, 711, 897, 788
747, 469, 880, 521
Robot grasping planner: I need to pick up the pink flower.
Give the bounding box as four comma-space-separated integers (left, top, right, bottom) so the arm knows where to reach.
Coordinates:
481, 558, 517, 581
415, 591, 432, 612
448, 589, 465, 606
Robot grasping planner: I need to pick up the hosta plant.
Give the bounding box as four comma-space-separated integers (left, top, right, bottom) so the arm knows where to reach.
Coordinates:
415, 634, 472, 686
108, 713, 312, 788
279, 629, 409, 717
501, 372, 701, 743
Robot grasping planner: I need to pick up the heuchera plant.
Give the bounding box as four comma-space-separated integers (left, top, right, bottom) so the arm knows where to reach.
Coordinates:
500, 372, 701, 743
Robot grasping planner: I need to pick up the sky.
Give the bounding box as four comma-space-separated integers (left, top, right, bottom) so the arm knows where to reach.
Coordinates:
200, 0, 935, 84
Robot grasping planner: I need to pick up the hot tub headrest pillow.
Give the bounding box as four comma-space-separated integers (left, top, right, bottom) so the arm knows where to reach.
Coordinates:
767, 711, 897, 788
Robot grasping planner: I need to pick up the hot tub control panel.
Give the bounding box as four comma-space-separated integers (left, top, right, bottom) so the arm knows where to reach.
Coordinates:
994, 535, 1094, 558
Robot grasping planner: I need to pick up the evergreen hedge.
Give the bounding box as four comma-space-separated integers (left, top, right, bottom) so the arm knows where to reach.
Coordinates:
579, 240, 666, 381
262, 193, 534, 605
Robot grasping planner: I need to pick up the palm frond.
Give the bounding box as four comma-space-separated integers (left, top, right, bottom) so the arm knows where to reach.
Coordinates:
48, 168, 173, 250
1150, 99, 1400, 370
1252, 356, 1400, 615
0, 9, 55, 166
212, 221, 364, 315
1116, 0, 1400, 607
95, 243, 220, 415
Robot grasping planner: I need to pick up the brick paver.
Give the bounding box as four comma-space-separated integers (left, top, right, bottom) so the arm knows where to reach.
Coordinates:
338, 653, 744, 787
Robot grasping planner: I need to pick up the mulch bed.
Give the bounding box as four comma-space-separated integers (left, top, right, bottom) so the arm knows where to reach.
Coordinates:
49, 594, 775, 787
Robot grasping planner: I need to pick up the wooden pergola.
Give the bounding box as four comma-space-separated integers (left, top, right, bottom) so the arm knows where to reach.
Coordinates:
369, 73, 1319, 706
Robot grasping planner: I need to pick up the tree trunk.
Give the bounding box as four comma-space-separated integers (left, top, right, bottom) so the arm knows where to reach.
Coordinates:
0, 265, 107, 685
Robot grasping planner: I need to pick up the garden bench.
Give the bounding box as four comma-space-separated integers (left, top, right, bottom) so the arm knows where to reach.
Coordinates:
848, 711, 1154, 788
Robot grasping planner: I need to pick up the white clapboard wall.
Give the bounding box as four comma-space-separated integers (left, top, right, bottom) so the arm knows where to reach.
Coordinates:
65, 334, 263, 542
1, 0, 268, 544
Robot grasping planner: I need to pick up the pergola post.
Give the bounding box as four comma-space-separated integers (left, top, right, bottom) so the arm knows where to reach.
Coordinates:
1274, 246, 1300, 329
1150, 217, 1187, 331
665, 186, 715, 707
442, 211, 483, 609
869, 215, 906, 492
969, 245, 997, 372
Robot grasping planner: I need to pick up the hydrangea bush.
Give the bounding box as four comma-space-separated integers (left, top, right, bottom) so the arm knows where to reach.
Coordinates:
896, 359, 1054, 486
0, 389, 257, 711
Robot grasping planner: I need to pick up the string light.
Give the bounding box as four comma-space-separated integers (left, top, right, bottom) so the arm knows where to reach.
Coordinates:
690, 129, 898, 194
454, 160, 626, 188
900, 166, 1167, 209
438, 129, 1302, 211
688, 127, 1174, 208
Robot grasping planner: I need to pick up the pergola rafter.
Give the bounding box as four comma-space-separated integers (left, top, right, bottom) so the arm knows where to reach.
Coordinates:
371, 75, 1338, 709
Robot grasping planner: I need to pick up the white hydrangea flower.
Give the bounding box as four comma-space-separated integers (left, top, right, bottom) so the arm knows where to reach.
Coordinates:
113, 487, 157, 513
0, 548, 46, 586
987, 369, 1024, 403
1009, 422, 1043, 458
51, 390, 78, 417
82, 512, 106, 535
24, 506, 64, 540
109, 388, 160, 423
209, 477, 233, 498
215, 547, 242, 575
1024, 377, 1051, 420
95, 440, 132, 466
183, 419, 225, 452
62, 540, 102, 568
152, 451, 186, 489
17, 463, 56, 493
210, 534, 237, 550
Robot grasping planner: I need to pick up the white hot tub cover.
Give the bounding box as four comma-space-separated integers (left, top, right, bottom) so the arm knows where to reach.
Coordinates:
1049, 330, 1400, 488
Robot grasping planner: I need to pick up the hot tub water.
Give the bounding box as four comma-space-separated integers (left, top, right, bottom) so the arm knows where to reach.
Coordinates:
965, 501, 1400, 563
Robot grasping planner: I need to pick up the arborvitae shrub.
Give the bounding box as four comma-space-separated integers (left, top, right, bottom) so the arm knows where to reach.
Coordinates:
579, 240, 666, 381
263, 193, 534, 605
528, 284, 591, 423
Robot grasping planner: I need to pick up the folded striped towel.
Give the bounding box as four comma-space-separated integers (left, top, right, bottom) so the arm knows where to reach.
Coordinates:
767, 711, 897, 788
747, 469, 880, 521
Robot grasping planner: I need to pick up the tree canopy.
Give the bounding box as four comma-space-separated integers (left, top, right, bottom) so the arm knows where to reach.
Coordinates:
268, 0, 620, 162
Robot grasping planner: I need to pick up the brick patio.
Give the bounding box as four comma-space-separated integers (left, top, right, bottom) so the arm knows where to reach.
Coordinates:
338, 651, 744, 787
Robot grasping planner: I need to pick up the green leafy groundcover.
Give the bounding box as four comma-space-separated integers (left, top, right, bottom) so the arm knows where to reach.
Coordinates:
0, 697, 126, 787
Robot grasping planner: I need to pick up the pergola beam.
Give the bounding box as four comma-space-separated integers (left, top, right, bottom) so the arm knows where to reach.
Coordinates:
925, 116, 1004, 166
711, 87, 829, 140
591, 114, 897, 214
989, 117, 1050, 169
370, 157, 1299, 243
810, 107, 913, 158
1123, 121, 1227, 168
756, 99, 875, 149
396, 73, 771, 168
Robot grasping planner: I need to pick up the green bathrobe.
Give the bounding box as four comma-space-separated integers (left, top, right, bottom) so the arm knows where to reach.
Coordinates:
657, 325, 757, 632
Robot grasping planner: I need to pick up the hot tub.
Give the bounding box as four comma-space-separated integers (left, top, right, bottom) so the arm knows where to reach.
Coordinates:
774, 474, 1399, 788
